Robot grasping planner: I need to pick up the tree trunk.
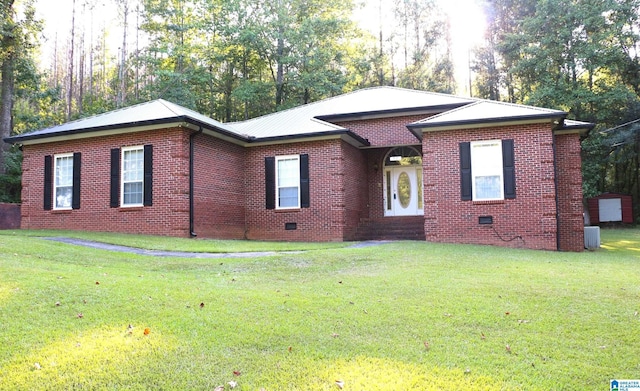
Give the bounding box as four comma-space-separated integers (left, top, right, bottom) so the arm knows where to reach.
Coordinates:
0, 0, 16, 175
275, 32, 284, 107
67, 0, 76, 121
0, 50, 14, 175
117, 0, 128, 107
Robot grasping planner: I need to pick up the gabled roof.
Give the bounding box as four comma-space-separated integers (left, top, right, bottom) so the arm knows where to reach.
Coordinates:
229, 87, 474, 141
407, 100, 568, 134
4, 99, 243, 144
4, 87, 594, 146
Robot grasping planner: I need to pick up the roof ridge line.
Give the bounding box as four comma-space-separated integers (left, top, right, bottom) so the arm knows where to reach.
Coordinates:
39, 99, 167, 131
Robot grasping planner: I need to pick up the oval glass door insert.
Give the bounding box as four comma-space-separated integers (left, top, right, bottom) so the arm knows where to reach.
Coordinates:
397, 171, 411, 208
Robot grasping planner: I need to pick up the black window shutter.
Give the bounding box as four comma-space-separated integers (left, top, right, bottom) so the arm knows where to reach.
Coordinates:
110, 148, 120, 208
72, 152, 81, 209
44, 155, 53, 210
143, 145, 153, 206
265, 157, 275, 209
459, 142, 472, 201
502, 139, 516, 199
300, 154, 310, 208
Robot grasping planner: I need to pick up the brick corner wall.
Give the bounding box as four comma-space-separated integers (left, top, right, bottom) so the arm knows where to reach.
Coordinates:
192, 134, 247, 239
555, 133, 584, 252
423, 124, 560, 251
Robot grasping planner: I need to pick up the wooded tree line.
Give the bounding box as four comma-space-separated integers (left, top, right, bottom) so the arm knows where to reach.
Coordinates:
1, 0, 640, 222
472, 0, 640, 219
0, 0, 454, 202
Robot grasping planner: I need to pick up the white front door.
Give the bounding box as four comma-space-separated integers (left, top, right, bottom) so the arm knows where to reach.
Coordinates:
384, 166, 423, 216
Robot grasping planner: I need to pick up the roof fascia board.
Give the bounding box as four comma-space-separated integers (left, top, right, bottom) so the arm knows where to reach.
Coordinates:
8, 116, 249, 146
410, 116, 563, 132
15, 122, 188, 145
240, 130, 369, 148
315, 103, 471, 122
553, 128, 590, 135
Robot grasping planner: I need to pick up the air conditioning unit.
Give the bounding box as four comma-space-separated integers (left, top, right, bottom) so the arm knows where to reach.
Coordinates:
584, 226, 600, 249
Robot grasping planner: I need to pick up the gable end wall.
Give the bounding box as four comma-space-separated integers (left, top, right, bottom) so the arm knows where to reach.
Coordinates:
20, 128, 191, 236
335, 114, 428, 146
422, 124, 558, 251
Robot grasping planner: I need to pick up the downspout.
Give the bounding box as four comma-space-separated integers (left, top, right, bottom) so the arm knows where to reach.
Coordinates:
552, 131, 561, 251
189, 126, 203, 237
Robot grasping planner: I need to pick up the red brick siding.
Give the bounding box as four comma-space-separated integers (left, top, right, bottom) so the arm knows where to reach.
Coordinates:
334, 114, 426, 147
422, 124, 558, 251
244, 139, 347, 241
365, 149, 389, 219
341, 142, 368, 240
20, 128, 192, 236
192, 134, 247, 239
555, 133, 584, 251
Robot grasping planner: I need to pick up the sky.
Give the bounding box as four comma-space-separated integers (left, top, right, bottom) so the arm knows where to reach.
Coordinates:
33, 0, 487, 96
353, 0, 487, 95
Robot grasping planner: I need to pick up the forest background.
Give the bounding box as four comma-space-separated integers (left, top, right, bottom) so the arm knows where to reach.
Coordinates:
0, 0, 639, 221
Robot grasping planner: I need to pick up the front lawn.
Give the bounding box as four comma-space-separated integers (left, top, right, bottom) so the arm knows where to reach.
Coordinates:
0, 229, 638, 390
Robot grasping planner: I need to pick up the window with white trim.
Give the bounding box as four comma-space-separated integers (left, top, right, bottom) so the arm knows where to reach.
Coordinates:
121, 146, 144, 206
471, 140, 504, 201
54, 153, 74, 209
276, 155, 300, 209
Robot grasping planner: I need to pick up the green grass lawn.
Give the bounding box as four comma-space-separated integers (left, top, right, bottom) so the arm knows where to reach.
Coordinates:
0, 228, 638, 390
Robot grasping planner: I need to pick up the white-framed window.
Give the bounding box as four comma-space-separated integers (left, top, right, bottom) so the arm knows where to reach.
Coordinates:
54, 153, 74, 209
121, 146, 144, 206
276, 155, 300, 209
471, 140, 504, 201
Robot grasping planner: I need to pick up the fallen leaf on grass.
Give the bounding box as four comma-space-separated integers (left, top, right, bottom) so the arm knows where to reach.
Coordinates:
505, 344, 511, 353
288, 346, 292, 352
55, 302, 61, 307
126, 324, 134, 334
517, 319, 530, 324
214, 386, 224, 391
233, 370, 241, 376
423, 341, 430, 350
143, 328, 150, 335
505, 312, 510, 315
481, 333, 486, 340
95, 281, 100, 285
335, 380, 345, 389
199, 302, 205, 309
77, 313, 83, 318
331, 333, 339, 338
34, 363, 41, 370
228, 380, 238, 388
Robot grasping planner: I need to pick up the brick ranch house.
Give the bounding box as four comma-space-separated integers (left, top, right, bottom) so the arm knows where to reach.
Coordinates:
3, 87, 594, 251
